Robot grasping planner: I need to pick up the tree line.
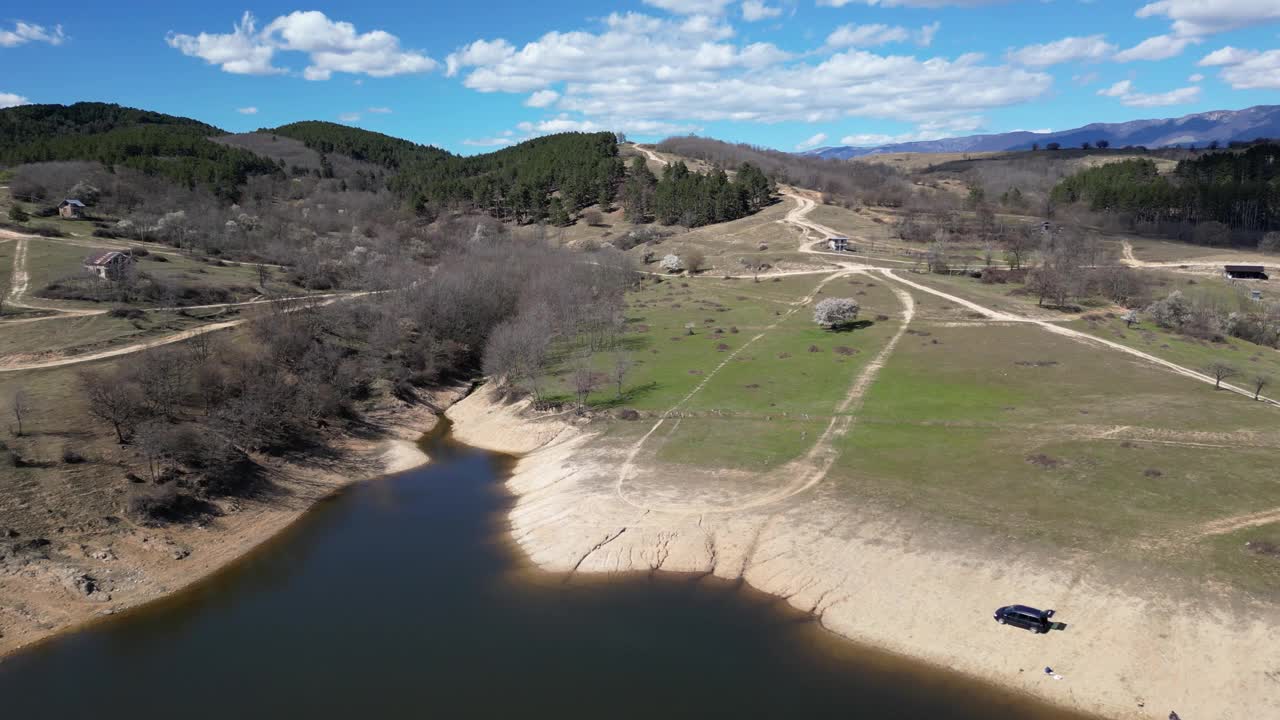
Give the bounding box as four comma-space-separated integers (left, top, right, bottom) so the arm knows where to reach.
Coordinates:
74, 236, 635, 523
656, 135, 913, 208
269, 121, 624, 222
619, 156, 773, 227
0, 103, 281, 202
1050, 145, 1280, 247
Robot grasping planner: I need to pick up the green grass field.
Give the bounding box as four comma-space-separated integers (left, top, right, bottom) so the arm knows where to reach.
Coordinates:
0, 308, 234, 359
830, 321, 1280, 573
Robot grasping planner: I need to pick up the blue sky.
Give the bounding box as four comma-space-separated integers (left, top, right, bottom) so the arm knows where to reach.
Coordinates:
2, 1, 1278, 154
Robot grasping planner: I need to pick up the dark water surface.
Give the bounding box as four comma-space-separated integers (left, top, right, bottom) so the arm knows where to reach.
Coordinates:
1, 426, 1097, 719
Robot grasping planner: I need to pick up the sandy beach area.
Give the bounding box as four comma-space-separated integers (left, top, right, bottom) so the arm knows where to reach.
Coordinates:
447, 385, 1280, 720
0, 394, 454, 661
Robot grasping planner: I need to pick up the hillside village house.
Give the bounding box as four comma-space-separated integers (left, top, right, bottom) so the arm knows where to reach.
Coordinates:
58, 199, 86, 218
84, 251, 135, 281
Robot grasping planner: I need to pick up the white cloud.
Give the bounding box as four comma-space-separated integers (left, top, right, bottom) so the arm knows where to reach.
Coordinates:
236, 106, 258, 115
446, 13, 1050, 137
1098, 79, 1200, 107
796, 132, 828, 150
1198, 45, 1255, 66
338, 112, 361, 122
463, 136, 516, 147
0, 92, 31, 108
916, 22, 941, 47
367, 106, 393, 113
1006, 35, 1116, 66
1135, 0, 1280, 37
826, 24, 910, 49
1187, 73, 1204, 82
167, 12, 280, 75
1098, 80, 1134, 97
0, 21, 65, 47
1114, 34, 1197, 62
168, 11, 436, 80
741, 0, 782, 21
642, 0, 736, 14
837, 116, 985, 147
525, 89, 560, 107
818, 0, 1001, 6
1073, 72, 1099, 86
1198, 47, 1280, 89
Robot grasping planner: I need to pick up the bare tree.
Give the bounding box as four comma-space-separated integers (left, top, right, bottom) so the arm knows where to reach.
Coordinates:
571, 362, 604, 409
1205, 361, 1239, 390
10, 389, 29, 437
1002, 227, 1035, 270
611, 352, 633, 398
1251, 374, 1270, 401
685, 248, 707, 274
256, 263, 271, 289
81, 370, 145, 443
482, 313, 552, 400
583, 209, 603, 226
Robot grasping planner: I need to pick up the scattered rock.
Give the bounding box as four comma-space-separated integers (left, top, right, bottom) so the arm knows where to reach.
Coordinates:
59, 570, 111, 602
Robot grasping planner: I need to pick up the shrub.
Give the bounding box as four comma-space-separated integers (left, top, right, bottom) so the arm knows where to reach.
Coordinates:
813, 297, 860, 328
108, 307, 146, 319
61, 448, 86, 464
1145, 291, 1191, 330
1260, 232, 1280, 253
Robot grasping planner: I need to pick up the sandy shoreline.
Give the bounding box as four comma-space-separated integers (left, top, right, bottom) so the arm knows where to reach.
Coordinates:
0, 393, 455, 662
446, 386, 1280, 720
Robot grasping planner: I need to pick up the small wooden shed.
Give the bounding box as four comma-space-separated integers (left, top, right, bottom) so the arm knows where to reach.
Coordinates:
58, 199, 86, 218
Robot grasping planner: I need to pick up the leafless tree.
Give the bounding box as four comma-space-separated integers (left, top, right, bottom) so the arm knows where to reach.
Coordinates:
133, 347, 190, 419
1206, 361, 1239, 389
611, 352, 633, 398
10, 389, 30, 437
483, 313, 552, 400
81, 370, 145, 443
583, 209, 603, 226
571, 362, 604, 409
685, 248, 707, 274
1002, 227, 1036, 270
256, 263, 271, 289
1251, 374, 1270, 400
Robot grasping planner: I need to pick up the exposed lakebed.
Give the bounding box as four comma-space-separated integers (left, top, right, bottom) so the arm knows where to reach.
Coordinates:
0, 425, 1096, 719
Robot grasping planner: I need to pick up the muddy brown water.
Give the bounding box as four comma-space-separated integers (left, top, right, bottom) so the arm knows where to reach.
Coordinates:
0, 425, 1099, 719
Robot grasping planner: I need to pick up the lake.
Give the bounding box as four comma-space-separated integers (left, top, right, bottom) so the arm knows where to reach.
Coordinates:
0, 423, 1097, 719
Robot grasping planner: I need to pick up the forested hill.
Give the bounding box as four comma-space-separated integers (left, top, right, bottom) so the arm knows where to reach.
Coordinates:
0, 102, 280, 200
1051, 143, 1280, 244
268, 121, 622, 221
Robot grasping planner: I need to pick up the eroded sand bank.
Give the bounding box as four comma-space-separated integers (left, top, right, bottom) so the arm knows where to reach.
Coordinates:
448, 385, 1279, 720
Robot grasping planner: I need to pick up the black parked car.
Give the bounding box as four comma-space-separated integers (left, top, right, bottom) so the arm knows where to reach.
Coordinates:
993, 605, 1055, 633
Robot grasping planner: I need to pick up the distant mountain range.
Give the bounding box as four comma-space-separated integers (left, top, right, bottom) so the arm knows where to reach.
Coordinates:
802, 105, 1280, 160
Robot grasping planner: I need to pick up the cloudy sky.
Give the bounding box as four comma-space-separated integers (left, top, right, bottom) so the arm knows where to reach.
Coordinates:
2, 1, 1278, 153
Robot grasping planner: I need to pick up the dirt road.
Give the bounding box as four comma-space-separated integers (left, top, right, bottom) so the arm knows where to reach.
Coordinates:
880, 268, 1278, 405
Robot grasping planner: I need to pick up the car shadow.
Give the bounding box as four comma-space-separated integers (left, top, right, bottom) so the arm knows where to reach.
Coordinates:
1049, 621, 1068, 632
